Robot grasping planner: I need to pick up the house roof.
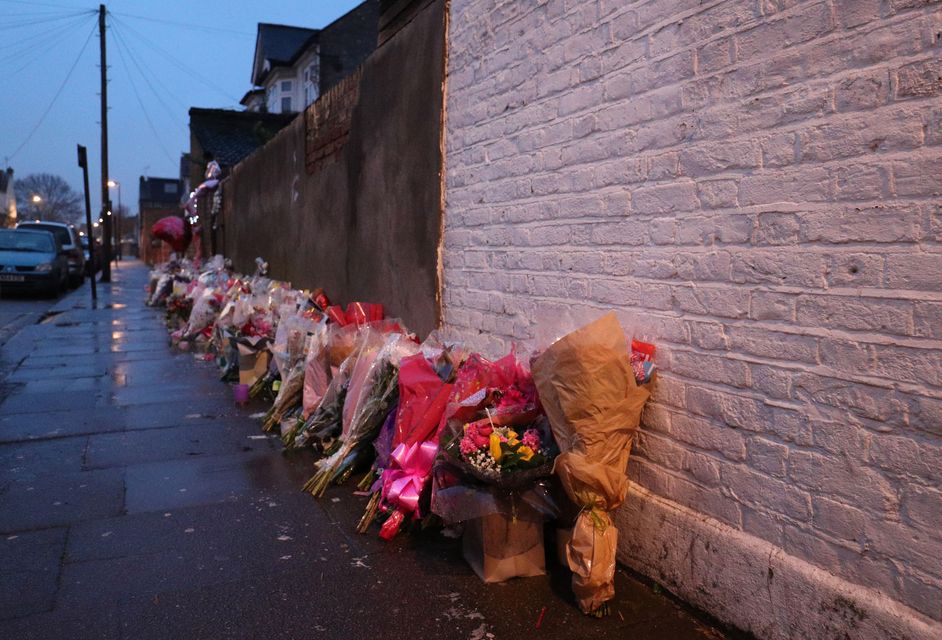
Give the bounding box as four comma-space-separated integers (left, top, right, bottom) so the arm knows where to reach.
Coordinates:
318, 0, 380, 94
239, 88, 265, 107
251, 24, 319, 86
189, 108, 295, 167
138, 176, 182, 205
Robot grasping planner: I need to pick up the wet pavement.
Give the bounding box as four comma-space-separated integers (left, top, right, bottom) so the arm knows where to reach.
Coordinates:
0, 260, 745, 640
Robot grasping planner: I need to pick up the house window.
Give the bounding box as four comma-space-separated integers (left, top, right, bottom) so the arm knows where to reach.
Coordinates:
281, 96, 292, 112
163, 183, 177, 194
267, 85, 277, 112
281, 80, 292, 92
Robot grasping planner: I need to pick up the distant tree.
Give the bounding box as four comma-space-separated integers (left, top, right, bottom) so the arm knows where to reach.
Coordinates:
14, 173, 83, 224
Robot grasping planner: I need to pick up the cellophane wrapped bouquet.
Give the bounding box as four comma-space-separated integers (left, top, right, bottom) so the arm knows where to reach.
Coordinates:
304, 330, 418, 496
356, 343, 458, 537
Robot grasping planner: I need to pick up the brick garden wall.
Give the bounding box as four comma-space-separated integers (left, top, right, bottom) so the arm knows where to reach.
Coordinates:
441, 1, 942, 637
221, 0, 445, 336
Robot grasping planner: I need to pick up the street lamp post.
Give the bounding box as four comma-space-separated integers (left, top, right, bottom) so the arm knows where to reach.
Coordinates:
107, 179, 121, 260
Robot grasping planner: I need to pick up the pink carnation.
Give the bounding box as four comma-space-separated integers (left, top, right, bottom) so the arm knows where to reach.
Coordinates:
522, 429, 541, 451
459, 436, 479, 455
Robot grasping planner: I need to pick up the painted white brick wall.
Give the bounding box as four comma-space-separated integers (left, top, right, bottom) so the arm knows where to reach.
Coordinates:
442, 0, 942, 636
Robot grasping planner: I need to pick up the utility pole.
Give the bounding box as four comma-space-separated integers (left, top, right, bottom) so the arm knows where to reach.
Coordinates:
99, 4, 112, 283
77, 145, 97, 305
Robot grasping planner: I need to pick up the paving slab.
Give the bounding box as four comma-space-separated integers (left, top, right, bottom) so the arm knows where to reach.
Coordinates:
0, 436, 87, 482
0, 528, 66, 620
0, 467, 125, 533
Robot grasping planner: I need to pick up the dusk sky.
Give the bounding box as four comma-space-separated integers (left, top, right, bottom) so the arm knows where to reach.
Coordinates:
1, 0, 362, 222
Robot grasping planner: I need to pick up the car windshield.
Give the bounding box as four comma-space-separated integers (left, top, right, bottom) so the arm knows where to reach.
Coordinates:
0, 230, 54, 252
19, 223, 71, 247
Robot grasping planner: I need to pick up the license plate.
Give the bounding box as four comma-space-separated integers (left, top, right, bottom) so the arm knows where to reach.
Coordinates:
0, 274, 25, 282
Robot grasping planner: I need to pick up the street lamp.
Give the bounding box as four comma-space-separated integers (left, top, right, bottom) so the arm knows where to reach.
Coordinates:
31, 194, 42, 221
107, 179, 122, 260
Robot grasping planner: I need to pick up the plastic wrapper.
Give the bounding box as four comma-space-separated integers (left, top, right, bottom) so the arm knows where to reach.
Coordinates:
305, 333, 419, 496
340, 328, 389, 437
263, 358, 306, 432
184, 288, 220, 337
293, 355, 353, 451
301, 321, 331, 420
530, 312, 654, 615
430, 352, 556, 527
271, 314, 317, 379
393, 352, 455, 446
360, 349, 457, 536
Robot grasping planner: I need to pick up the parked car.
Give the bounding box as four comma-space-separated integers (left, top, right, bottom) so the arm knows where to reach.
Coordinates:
81, 235, 102, 275
0, 228, 69, 297
16, 221, 85, 287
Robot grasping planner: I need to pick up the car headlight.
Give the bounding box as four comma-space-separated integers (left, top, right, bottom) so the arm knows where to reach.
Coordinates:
35, 263, 53, 272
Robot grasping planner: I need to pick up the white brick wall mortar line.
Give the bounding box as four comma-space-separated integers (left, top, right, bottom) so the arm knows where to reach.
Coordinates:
616, 483, 942, 640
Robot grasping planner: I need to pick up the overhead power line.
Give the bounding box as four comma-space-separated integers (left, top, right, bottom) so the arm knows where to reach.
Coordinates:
0, 0, 87, 10
0, 12, 89, 53
0, 13, 94, 75
109, 19, 179, 167
109, 10, 253, 37
4, 20, 97, 162
110, 20, 191, 120
108, 14, 242, 105
0, 9, 93, 30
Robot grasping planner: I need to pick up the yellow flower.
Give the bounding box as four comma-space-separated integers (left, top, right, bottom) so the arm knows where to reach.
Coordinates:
506, 430, 519, 446
518, 445, 534, 462
489, 432, 503, 461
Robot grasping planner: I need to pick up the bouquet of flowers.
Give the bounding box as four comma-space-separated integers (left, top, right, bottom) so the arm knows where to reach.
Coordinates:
165, 293, 193, 329
531, 312, 655, 616
183, 286, 224, 339
304, 332, 418, 496
430, 351, 557, 583
292, 354, 351, 451
430, 351, 555, 518
262, 314, 321, 433
357, 347, 457, 535
448, 421, 550, 483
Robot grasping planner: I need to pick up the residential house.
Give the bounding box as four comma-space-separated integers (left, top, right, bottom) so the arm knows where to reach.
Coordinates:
138, 176, 182, 266
0, 168, 16, 227
248, 0, 379, 115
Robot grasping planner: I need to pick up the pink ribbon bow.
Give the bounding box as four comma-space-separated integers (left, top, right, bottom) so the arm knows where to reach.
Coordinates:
381, 441, 438, 516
